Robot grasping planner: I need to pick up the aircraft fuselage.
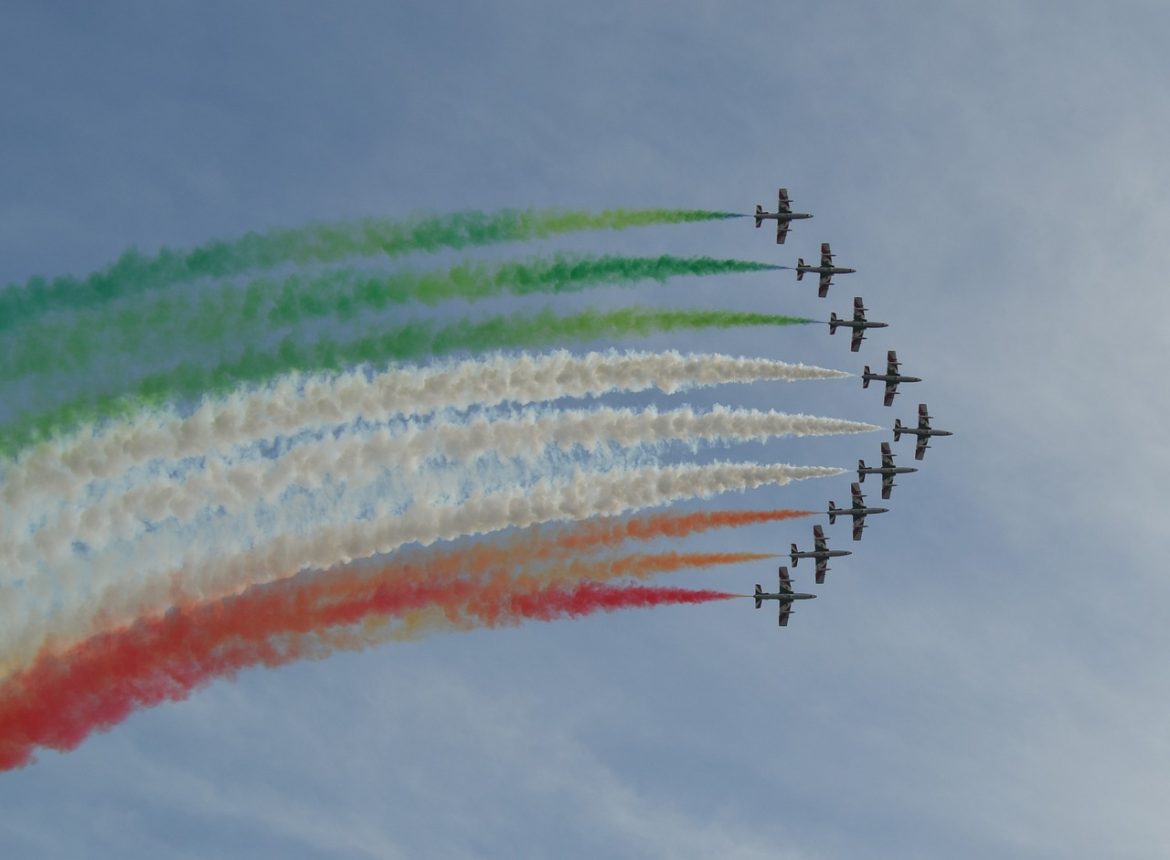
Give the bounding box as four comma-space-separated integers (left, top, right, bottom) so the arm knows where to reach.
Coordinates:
758, 211, 813, 222
798, 265, 856, 276
791, 550, 851, 561
757, 591, 817, 602
840, 506, 889, 517
859, 466, 917, 477
864, 373, 922, 384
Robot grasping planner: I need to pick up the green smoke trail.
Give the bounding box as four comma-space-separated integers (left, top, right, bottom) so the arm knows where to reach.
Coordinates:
0, 209, 743, 334
2, 255, 778, 381
0, 306, 811, 459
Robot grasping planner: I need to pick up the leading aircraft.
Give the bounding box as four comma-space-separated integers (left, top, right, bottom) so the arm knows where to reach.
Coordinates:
894, 403, 954, 461
796, 242, 856, 297
827, 482, 889, 541
789, 524, 851, 584
858, 441, 917, 499
754, 187, 813, 244
862, 350, 922, 406
754, 565, 817, 627
829, 296, 888, 352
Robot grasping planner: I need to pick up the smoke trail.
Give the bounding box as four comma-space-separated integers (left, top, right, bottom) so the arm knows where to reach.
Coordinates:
0, 546, 744, 771
2, 349, 848, 514
2, 406, 874, 570
4, 255, 780, 382
0, 208, 742, 334
0, 461, 840, 673
0, 308, 815, 458
5, 506, 804, 674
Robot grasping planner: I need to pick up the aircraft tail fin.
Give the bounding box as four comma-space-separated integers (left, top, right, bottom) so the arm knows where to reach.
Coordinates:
829, 312, 839, 334
754, 205, 763, 228
858, 461, 866, 479
796, 259, 805, 280
789, 544, 798, 566
893, 419, 903, 441
862, 367, 871, 388
828, 501, 838, 525
754, 584, 762, 609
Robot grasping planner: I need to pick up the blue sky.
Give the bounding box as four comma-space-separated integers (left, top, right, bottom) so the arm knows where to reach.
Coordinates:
3, 3, 1170, 857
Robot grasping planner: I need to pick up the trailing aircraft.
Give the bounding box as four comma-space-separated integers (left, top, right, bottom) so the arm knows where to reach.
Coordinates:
789, 524, 851, 584
754, 566, 817, 627
829, 296, 888, 352
754, 187, 812, 244
858, 441, 917, 500
894, 403, 954, 460
797, 242, 855, 297
862, 350, 921, 406
827, 482, 889, 541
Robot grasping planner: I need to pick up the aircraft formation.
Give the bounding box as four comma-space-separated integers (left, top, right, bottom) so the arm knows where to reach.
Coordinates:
750, 187, 952, 626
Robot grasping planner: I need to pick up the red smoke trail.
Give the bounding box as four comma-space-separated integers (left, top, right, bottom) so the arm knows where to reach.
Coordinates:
500, 581, 736, 622
540, 508, 812, 554
12, 508, 806, 674
0, 550, 756, 771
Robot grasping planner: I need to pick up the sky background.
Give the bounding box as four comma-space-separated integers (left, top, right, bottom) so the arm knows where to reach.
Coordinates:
3, 2, 1170, 857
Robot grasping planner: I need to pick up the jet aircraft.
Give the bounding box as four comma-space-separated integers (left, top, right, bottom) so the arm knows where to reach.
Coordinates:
754, 187, 812, 244
894, 403, 954, 461
754, 565, 817, 627
827, 482, 889, 541
829, 296, 888, 352
862, 350, 922, 406
858, 441, 917, 499
796, 242, 856, 297
789, 524, 851, 584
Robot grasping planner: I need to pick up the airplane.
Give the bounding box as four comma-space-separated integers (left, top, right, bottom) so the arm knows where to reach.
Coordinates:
789, 524, 851, 584
796, 242, 856, 297
829, 296, 888, 352
827, 482, 889, 541
754, 565, 817, 627
857, 441, 917, 499
862, 350, 922, 406
754, 187, 813, 244
894, 403, 954, 461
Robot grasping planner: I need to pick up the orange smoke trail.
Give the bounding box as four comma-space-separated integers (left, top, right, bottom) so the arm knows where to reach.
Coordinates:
0, 548, 766, 771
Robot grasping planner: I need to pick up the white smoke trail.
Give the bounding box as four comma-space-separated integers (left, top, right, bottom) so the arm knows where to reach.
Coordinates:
0, 349, 849, 514
0, 460, 841, 675
0, 406, 875, 577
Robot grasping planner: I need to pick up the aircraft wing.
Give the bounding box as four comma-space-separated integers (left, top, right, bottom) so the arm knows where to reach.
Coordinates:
818, 272, 832, 298
813, 524, 827, 552
776, 218, 789, 244
778, 565, 793, 594
886, 350, 900, 373
777, 188, 792, 214
820, 242, 833, 265
852, 296, 866, 322
881, 473, 894, 500
852, 517, 865, 541
851, 482, 864, 507
778, 603, 791, 627
917, 403, 931, 431
850, 329, 864, 352
883, 379, 898, 407
815, 557, 827, 585
915, 435, 929, 461
880, 442, 894, 467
